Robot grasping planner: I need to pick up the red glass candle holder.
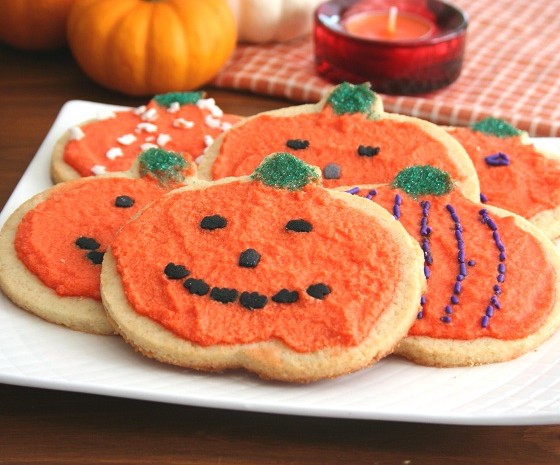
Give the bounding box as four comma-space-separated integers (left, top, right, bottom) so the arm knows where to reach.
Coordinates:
314, 0, 468, 95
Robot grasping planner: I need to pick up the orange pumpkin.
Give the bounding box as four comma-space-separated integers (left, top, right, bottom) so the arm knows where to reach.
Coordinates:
0, 0, 75, 50
66, 0, 237, 96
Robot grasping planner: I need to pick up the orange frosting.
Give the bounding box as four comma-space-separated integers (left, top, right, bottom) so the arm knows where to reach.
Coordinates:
448, 128, 560, 217
212, 107, 465, 188
355, 186, 556, 340
111, 181, 403, 352
64, 99, 240, 177
15, 177, 168, 300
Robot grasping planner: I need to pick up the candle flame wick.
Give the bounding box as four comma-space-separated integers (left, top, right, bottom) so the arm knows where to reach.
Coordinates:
387, 6, 398, 34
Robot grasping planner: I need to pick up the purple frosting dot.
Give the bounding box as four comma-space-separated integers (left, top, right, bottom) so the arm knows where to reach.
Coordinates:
484, 152, 510, 167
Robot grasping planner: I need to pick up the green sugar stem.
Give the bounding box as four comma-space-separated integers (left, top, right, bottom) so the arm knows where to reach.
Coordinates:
471, 117, 522, 138
138, 148, 187, 184
251, 153, 319, 190
392, 166, 454, 197
327, 82, 378, 118
153, 91, 203, 108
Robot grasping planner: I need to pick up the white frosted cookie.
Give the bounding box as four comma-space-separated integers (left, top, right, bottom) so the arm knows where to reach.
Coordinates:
51, 91, 241, 183
0, 149, 193, 334
198, 82, 480, 201
101, 153, 426, 382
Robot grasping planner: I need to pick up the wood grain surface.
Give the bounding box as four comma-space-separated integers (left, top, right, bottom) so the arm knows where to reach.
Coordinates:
0, 43, 559, 465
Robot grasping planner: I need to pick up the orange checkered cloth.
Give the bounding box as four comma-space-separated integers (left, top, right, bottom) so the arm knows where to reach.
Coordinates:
212, 0, 560, 137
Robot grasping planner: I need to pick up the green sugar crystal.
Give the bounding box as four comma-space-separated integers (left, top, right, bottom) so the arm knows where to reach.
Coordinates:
153, 91, 203, 108
471, 117, 522, 138
251, 153, 319, 190
392, 166, 453, 197
138, 148, 187, 184
327, 82, 377, 117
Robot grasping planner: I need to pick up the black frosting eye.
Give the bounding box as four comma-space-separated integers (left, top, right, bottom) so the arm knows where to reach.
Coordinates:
286, 139, 309, 150
285, 219, 313, 233
200, 215, 227, 230
357, 145, 380, 157
115, 195, 135, 208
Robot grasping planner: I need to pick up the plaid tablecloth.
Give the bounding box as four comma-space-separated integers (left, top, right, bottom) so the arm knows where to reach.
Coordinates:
212, 0, 560, 137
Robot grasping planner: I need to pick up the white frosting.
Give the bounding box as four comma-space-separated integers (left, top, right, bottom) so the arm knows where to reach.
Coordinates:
106, 147, 124, 160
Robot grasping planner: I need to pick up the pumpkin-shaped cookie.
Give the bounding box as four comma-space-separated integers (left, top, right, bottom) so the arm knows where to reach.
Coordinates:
101, 153, 426, 382
340, 166, 560, 367
0, 149, 193, 335
51, 91, 241, 183
446, 118, 560, 240
199, 82, 480, 201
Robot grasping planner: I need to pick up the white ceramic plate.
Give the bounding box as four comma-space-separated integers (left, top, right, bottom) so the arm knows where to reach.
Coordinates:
1, 100, 560, 426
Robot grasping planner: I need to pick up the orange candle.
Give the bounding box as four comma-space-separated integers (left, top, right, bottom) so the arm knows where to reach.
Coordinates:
344, 7, 434, 41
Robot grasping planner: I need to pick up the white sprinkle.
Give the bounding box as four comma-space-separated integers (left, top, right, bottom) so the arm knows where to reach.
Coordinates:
157, 133, 171, 146
69, 126, 85, 140
91, 165, 106, 175
141, 108, 158, 121
117, 134, 136, 145
197, 98, 223, 118
140, 143, 158, 151
220, 122, 233, 131
106, 147, 124, 160
136, 122, 158, 133
204, 115, 221, 128
145, 136, 155, 142
167, 102, 181, 113
133, 105, 146, 115
173, 118, 195, 129
96, 110, 116, 121
204, 134, 214, 147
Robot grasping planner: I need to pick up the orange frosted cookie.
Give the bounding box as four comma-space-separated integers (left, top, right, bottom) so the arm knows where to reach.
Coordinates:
199, 83, 480, 201
340, 166, 560, 367
51, 91, 241, 183
0, 149, 194, 335
101, 153, 425, 382
446, 118, 560, 240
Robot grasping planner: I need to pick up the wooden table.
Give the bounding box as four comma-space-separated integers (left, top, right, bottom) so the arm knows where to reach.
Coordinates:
1, 44, 559, 465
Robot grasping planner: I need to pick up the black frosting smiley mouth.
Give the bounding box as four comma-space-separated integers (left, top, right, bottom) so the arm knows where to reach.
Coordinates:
163, 261, 332, 311
161, 213, 332, 311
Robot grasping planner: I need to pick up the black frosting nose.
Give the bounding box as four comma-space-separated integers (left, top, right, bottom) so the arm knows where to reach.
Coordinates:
239, 248, 261, 268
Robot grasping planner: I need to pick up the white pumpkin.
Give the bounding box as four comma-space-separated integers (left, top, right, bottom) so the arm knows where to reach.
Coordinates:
227, 0, 323, 43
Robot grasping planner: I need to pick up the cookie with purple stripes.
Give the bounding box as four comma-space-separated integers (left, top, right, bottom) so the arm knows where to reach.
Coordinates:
339, 165, 560, 367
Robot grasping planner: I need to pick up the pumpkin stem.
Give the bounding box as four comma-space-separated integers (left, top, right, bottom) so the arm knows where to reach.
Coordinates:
153, 92, 203, 108
327, 82, 379, 119
138, 148, 188, 184
391, 165, 454, 197
470, 117, 522, 138
251, 153, 320, 190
